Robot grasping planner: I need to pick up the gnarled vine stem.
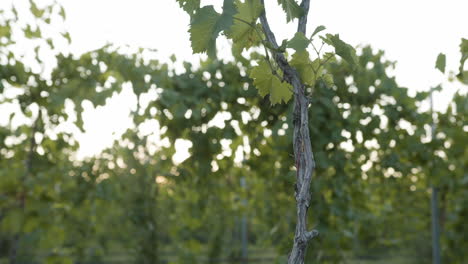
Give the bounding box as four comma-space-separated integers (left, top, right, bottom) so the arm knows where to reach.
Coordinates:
259, 0, 317, 263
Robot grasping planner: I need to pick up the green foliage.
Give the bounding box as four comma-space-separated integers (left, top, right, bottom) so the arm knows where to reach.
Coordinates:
176, 0, 200, 15
311, 25, 326, 39
29, 0, 45, 18
289, 50, 321, 86
457, 38, 468, 83
183, 0, 358, 109
1, 1, 467, 264
189, 6, 223, 56
435, 53, 446, 73
189, 0, 236, 58
250, 61, 293, 104
226, 0, 263, 52
323, 34, 359, 68
189, 0, 237, 57
287, 32, 310, 52
277, 0, 304, 22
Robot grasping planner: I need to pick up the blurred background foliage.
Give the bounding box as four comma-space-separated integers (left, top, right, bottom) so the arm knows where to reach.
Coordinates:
0, 1, 467, 264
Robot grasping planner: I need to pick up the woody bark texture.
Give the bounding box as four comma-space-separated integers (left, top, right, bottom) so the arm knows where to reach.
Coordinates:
259, 1, 317, 263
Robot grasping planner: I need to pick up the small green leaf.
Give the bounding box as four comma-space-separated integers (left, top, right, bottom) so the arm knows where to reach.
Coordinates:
25, 25, 41, 39
12, 7, 18, 19
311, 25, 326, 38
278, 39, 288, 52
287, 32, 310, 52
325, 34, 358, 68
29, 0, 45, 18
457, 71, 468, 84
249, 60, 292, 105
277, 0, 304, 22
62, 32, 71, 43
435, 53, 446, 73
458, 38, 468, 82
59, 6, 66, 19
290, 50, 320, 86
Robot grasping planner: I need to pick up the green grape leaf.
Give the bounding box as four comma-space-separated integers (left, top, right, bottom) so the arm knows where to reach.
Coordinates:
277, 0, 304, 22
435, 53, 446, 73
311, 25, 326, 38
59, 6, 66, 19
176, 0, 200, 15
458, 71, 468, 84
249, 60, 292, 105
290, 50, 321, 86
287, 32, 310, 52
25, 25, 41, 39
218, 0, 237, 30
324, 34, 358, 68
226, 0, 262, 52
62, 32, 71, 43
457, 38, 468, 82
29, 0, 45, 18
189, 0, 236, 58
460, 38, 468, 54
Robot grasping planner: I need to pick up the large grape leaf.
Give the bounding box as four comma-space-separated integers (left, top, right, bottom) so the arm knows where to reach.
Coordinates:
289, 50, 320, 86
226, 0, 262, 52
250, 61, 292, 104
189, 0, 236, 58
277, 0, 304, 22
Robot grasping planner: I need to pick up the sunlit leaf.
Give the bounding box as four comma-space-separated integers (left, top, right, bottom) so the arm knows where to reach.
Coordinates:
249, 60, 292, 104
289, 50, 320, 86
226, 0, 262, 52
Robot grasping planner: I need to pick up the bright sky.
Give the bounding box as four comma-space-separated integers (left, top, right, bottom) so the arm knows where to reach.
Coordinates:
3, 0, 468, 158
